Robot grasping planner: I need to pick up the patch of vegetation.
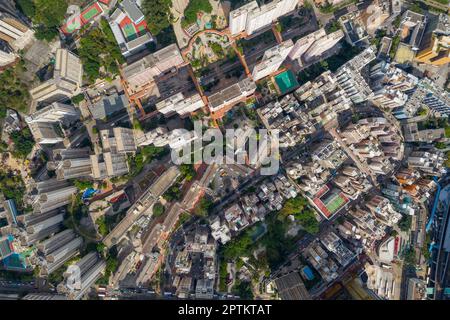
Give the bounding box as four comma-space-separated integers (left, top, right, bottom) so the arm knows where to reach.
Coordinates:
232, 280, 253, 299
0, 64, 30, 118
152, 202, 165, 217
96, 246, 119, 285
155, 25, 177, 47
435, 141, 447, 149
218, 259, 228, 292
370, 29, 387, 49
389, 35, 400, 59
127, 145, 168, 178
183, 0, 213, 27
180, 164, 196, 181
403, 247, 416, 267
68, 194, 88, 224
193, 196, 213, 217
96, 216, 108, 237
48, 255, 81, 285
421, 231, 432, 260
279, 196, 319, 234
71, 94, 85, 105
162, 184, 183, 202
27, 0, 68, 41
73, 179, 94, 191
77, 19, 125, 84
209, 41, 225, 59
416, 107, 428, 117
410, 1, 425, 14
260, 214, 297, 270
0, 170, 26, 210
398, 215, 412, 232
17, 0, 36, 19
445, 151, 450, 168
10, 128, 35, 159
326, 20, 341, 34
141, 0, 173, 35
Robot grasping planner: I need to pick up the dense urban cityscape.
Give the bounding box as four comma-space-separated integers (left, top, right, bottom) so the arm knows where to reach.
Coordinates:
0, 0, 449, 302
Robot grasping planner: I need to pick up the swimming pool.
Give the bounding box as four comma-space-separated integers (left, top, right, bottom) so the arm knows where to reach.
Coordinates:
274, 70, 299, 95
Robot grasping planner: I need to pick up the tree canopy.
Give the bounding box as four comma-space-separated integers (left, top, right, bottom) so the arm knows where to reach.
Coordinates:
141, 0, 173, 35
0, 65, 30, 118
183, 0, 213, 26
279, 196, 319, 234
10, 128, 35, 159
78, 20, 124, 84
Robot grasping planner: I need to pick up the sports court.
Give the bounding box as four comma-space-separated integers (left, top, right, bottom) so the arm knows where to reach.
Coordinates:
313, 185, 349, 219
119, 16, 149, 41
61, 2, 103, 35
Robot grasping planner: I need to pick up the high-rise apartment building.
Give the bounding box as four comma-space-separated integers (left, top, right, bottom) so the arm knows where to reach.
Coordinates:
229, 0, 297, 36
0, 39, 15, 66
29, 179, 78, 214
0, 11, 33, 50
207, 78, 257, 119
288, 28, 344, 64
252, 40, 294, 81
30, 49, 83, 104
25, 102, 80, 124
122, 44, 184, 97
156, 92, 205, 116
415, 14, 450, 66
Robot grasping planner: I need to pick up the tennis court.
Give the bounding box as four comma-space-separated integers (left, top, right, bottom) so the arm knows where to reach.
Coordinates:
274, 70, 299, 95
62, 17, 82, 34
81, 3, 103, 23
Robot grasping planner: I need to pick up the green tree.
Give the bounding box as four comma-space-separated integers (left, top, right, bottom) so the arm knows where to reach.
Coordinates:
78, 21, 124, 83
184, 0, 213, 26
279, 196, 319, 234
0, 66, 30, 118
71, 94, 85, 105
0, 170, 26, 209
180, 164, 196, 181
194, 197, 213, 217
10, 128, 35, 159
398, 215, 412, 232
141, 0, 173, 35
32, 0, 68, 41
232, 280, 254, 299
153, 202, 165, 217
73, 179, 94, 191
17, 0, 36, 19
435, 142, 447, 149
